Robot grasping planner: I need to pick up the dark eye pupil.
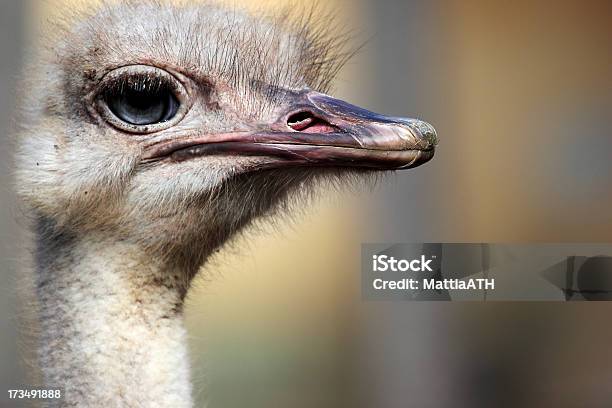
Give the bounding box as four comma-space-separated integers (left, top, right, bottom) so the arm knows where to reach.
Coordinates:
107, 88, 179, 126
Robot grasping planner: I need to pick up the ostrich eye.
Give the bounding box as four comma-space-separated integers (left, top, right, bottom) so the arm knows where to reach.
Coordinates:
95, 65, 189, 133
107, 87, 179, 125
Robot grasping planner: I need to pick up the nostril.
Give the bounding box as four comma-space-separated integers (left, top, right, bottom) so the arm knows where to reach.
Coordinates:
287, 111, 336, 133
287, 111, 314, 131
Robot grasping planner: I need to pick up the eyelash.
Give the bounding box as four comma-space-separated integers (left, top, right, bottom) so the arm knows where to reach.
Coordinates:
101, 73, 174, 99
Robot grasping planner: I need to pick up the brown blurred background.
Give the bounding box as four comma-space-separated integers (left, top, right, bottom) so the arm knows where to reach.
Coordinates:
1, 0, 612, 407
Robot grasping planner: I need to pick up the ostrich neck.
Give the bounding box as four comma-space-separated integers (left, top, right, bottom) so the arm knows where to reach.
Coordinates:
35, 225, 194, 408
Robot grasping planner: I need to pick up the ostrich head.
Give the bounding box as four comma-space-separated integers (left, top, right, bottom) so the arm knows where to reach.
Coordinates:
17, 1, 436, 275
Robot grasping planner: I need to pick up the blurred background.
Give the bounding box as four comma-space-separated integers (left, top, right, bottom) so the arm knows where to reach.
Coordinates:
1, 0, 611, 407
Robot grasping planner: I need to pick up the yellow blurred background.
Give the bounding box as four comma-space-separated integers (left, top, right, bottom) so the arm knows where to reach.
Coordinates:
1, 0, 611, 407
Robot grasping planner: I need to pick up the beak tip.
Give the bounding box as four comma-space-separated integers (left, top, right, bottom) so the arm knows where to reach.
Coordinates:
407, 120, 438, 148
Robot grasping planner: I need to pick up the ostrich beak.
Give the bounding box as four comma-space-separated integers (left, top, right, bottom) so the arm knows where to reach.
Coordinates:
143, 91, 437, 170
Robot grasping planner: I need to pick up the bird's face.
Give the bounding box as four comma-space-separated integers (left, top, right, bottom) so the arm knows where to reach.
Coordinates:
17, 2, 436, 268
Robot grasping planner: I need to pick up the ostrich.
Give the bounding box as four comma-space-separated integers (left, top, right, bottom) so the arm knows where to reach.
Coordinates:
15, 1, 436, 407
